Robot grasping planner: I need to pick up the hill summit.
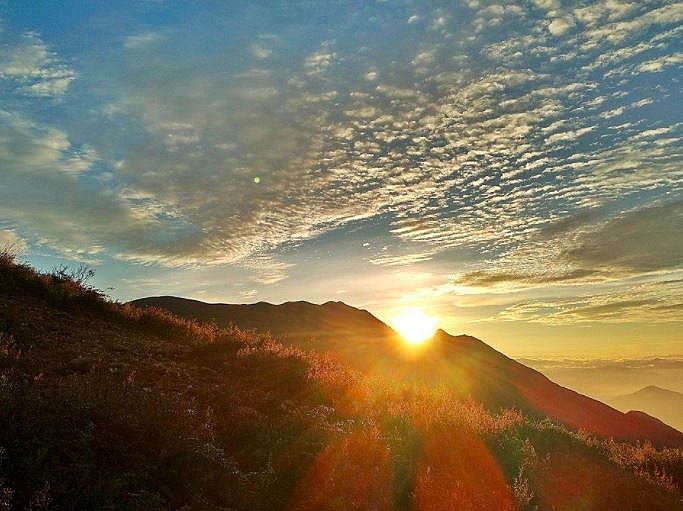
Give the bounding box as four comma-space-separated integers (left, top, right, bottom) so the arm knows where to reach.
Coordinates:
1, 254, 682, 510
610, 386, 683, 432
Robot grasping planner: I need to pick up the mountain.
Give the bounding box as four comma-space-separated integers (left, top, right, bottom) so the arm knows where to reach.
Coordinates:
131, 295, 397, 352
2, 256, 683, 510
610, 386, 683, 432
133, 296, 683, 447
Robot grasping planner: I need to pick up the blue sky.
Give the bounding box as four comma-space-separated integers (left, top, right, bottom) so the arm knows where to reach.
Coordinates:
1, 0, 682, 358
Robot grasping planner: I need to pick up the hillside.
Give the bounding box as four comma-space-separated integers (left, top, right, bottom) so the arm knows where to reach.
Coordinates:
134, 296, 683, 446
131, 296, 400, 368
610, 386, 683, 432
1, 255, 683, 510
131, 296, 396, 342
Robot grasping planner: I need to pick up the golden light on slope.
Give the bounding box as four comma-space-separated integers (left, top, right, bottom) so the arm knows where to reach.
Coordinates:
390, 307, 439, 345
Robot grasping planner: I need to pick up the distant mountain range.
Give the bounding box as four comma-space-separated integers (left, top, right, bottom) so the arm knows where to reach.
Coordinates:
132, 296, 683, 446
610, 386, 683, 432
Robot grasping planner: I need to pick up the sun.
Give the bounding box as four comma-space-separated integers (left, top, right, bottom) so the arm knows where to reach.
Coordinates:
390, 307, 439, 345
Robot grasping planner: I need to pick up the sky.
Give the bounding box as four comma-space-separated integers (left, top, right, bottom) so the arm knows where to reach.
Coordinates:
1, 0, 682, 359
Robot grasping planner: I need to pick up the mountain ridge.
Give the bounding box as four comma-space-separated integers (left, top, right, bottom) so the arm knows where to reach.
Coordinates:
132, 295, 683, 446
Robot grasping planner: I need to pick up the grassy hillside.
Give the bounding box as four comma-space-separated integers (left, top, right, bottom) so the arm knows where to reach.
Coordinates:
133, 296, 683, 447
1, 253, 682, 510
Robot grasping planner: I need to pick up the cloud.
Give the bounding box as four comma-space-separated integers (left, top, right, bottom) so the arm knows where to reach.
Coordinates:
251, 43, 273, 60
0, 110, 209, 265
495, 276, 683, 324
458, 268, 602, 288
304, 45, 336, 75
520, 358, 683, 373
455, 201, 683, 292
538, 208, 604, 238
545, 125, 595, 145
532, 0, 560, 10
124, 31, 165, 50
0, 110, 94, 175
0, 32, 75, 96
547, 16, 574, 36
239, 255, 294, 285
369, 251, 435, 267
637, 53, 683, 73
565, 202, 683, 274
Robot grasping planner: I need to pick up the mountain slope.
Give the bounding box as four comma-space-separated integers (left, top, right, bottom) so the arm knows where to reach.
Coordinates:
2, 257, 682, 510
133, 296, 683, 447
610, 386, 683, 432
131, 296, 393, 339
130, 296, 398, 355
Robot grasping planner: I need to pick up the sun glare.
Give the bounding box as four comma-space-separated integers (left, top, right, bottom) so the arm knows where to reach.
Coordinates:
391, 307, 439, 345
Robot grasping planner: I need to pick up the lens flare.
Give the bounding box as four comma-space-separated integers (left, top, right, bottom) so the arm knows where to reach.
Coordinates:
390, 307, 439, 345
